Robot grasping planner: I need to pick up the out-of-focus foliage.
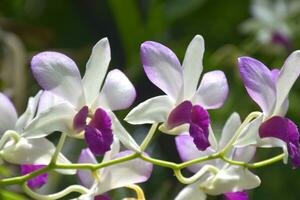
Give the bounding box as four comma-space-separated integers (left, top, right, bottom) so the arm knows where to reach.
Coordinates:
1, 0, 300, 199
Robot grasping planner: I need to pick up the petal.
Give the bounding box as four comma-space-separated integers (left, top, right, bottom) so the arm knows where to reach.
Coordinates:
1, 138, 69, 166
219, 113, 241, 150
286, 119, 300, 168
31, 51, 85, 107
93, 69, 136, 111
167, 101, 192, 129
0, 93, 17, 134
21, 164, 48, 189
110, 112, 140, 152
141, 41, 183, 100
77, 148, 97, 188
232, 146, 256, 163
224, 191, 249, 200
175, 134, 216, 173
22, 103, 76, 138
238, 57, 276, 116
182, 35, 205, 98
234, 114, 264, 147
15, 91, 42, 131
175, 183, 207, 200
97, 150, 152, 194
102, 137, 120, 163
82, 38, 111, 104
203, 166, 260, 195
125, 95, 174, 125
259, 116, 288, 142
192, 70, 228, 109
84, 126, 112, 156
73, 106, 89, 132
274, 50, 300, 114
37, 91, 66, 113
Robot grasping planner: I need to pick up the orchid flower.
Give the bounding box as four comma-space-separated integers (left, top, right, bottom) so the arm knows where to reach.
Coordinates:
22, 38, 140, 155
235, 51, 300, 168
125, 35, 228, 151
241, 0, 300, 50
175, 113, 260, 200
74, 138, 153, 200
0, 92, 72, 168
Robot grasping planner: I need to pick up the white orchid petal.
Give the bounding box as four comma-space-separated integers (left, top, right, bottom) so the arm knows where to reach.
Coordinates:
182, 35, 205, 98
0, 93, 18, 134
275, 50, 300, 114
232, 146, 256, 163
102, 137, 120, 163
219, 113, 241, 150
234, 114, 263, 147
192, 71, 228, 109
77, 148, 97, 188
22, 103, 76, 138
110, 112, 140, 152
97, 151, 152, 194
31, 51, 85, 107
93, 69, 136, 111
15, 91, 42, 131
82, 38, 111, 105
37, 91, 66, 113
125, 95, 174, 125
175, 183, 207, 200
141, 41, 183, 100
203, 166, 260, 195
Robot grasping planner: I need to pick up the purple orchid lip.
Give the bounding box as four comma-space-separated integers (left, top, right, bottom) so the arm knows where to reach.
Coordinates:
73, 106, 89, 132
259, 116, 300, 168
168, 100, 211, 151
84, 108, 113, 156
224, 191, 248, 200
94, 194, 111, 200
21, 164, 48, 189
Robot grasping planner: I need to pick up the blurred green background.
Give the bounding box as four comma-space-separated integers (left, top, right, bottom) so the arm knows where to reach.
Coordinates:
1, 0, 300, 199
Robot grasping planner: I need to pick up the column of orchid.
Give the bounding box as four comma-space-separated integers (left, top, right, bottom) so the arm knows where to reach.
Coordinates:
0, 35, 299, 200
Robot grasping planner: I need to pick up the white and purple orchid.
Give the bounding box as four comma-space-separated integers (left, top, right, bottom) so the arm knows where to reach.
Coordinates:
175, 113, 260, 200
125, 35, 228, 151
235, 51, 300, 168
75, 138, 152, 200
21, 38, 140, 155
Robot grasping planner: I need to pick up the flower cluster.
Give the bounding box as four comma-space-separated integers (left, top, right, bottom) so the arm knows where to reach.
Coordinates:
0, 35, 299, 200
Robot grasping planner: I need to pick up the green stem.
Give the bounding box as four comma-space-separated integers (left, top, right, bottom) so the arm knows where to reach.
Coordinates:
139, 154, 178, 169
50, 133, 67, 164
177, 153, 220, 169
23, 183, 89, 200
140, 123, 158, 151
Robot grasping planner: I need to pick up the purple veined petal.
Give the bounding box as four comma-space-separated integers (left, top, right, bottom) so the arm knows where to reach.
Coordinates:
175, 134, 216, 173
77, 148, 97, 188
95, 69, 136, 111
141, 41, 183, 100
274, 50, 300, 114
259, 116, 288, 142
0, 93, 18, 134
238, 57, 276, 116
189, 105, 210, 151
84, 126, 112, 156
192, 70, 229, 109
97, 150, 153, 194
82, 38, 111, 105
94, 194, 111, 200
286, 119, 300, 168
224, 191, 249, 200
31, 51, 85, 107
182, 35, 205, 98
73, 106, 89, 132
89, 108, 112, 136
167, 101, 193, 129
21, 164, 48, 189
